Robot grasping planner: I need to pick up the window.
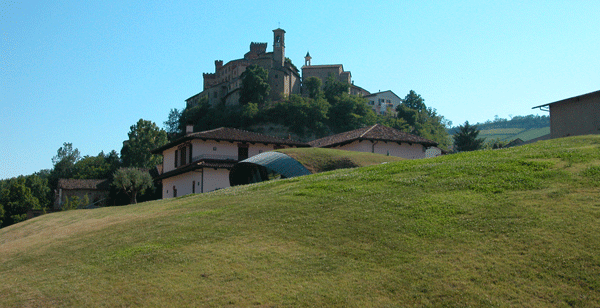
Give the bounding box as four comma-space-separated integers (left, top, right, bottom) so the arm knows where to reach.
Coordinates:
180, 146, 187, 166
238, 144, 249, 161
192, 181, 195, 194
174, 149, 178, 167
173, 186, 177, 198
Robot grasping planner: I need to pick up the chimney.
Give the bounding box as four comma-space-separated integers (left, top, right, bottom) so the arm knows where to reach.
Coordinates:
186, 124, 194, 135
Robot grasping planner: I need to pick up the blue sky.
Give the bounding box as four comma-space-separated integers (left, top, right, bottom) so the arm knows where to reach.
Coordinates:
2, 0, 599, 179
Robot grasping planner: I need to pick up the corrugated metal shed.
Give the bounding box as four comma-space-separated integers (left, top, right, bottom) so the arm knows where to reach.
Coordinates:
229, 151, 312, 186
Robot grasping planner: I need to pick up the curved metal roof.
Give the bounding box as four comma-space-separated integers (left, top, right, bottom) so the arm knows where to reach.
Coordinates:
229, 151, 312, 186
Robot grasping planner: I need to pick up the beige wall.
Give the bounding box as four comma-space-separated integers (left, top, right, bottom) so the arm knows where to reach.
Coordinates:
332, 140, 427, 159
550, 97, 600, 138
161, 167, 233, 199
162, 140, 278, 174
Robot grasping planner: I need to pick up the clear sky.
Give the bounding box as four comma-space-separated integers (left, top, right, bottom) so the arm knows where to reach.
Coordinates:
2, 0, 599, 179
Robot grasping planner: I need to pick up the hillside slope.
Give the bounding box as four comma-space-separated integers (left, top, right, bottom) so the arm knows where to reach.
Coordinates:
277, 147, 404, 173
1, 136, 599, 307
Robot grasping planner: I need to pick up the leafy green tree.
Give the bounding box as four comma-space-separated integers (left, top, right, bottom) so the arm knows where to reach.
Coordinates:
453, 121, 485, 152
323, 74, 349, 102
164, 108, 182, 140
0, 177, 40, 228
112, 168, 153, 204
270, 94, 330, 138
239, 65, 270, 106
51, 142, 81, 180
73, 152, 120, 180
395, 104, 419, 127
120, 119, 168, 170
377, 113, 410, 132
402, 90, 427, 112
395, 91, 451, 149
24, 174, 52, 210
304, 76, 323, 99
327, 93, 376, 133
241, 103, 259, 127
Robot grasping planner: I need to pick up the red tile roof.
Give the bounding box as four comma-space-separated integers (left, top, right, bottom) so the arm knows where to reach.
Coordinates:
57, 179, 111, 190
152, 127, 309, 154
309, 124, 438, 148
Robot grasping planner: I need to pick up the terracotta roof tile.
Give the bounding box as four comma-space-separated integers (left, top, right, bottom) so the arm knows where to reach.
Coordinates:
57, 179, 111, 190
152, 127, 309, 154
309, 124, 438, 148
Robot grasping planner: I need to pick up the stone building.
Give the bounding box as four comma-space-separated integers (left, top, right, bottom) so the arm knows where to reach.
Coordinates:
533, 89, 600, 138
301, 52, 370, 97
54, 179, 111, 210
186, 29, 301, 108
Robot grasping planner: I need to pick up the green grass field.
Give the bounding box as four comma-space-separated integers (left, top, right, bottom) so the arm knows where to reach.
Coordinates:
1, 135, 599, 307
479, 127, 550, 143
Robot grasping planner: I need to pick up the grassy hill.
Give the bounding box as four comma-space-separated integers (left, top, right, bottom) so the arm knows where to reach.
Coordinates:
2, 136, 600, 307
277, 147, 404, 173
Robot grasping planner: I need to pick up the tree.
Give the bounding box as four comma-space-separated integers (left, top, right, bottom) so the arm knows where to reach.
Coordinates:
120, 119, 169, 170
239, 65, 270, 106
269, 94, 330, 138
304, 76, 322, 99
164, 108, 182, 140
453, 121, 485, 152
395, 91, 452, 149
73, 152, 120, 180
323, 74, 349, 102
0, 177, 40, 228
112, 168, 153, 204
51, 142, 81, 180
402, 90, 426, 112
328, 93, 376, 133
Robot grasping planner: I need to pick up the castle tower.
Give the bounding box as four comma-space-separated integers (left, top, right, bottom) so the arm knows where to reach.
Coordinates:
304, 51, 311, 66
273, 28, 285, 67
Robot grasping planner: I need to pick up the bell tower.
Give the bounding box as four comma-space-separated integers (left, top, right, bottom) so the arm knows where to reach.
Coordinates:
273, 28, 285, 67
304, 51, 312, 66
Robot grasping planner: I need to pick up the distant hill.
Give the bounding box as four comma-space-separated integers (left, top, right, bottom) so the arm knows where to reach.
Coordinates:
1, 135, 599, 306
449, 114, 550, 143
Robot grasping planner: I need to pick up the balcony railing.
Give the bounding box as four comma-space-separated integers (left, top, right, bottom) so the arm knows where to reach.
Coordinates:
191, 154, 238, 162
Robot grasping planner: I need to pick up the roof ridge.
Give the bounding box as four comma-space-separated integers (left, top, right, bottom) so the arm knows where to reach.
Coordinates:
359, 124, 378, 138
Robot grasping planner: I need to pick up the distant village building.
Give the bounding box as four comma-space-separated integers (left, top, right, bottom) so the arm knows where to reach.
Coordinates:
309, 124, 439, 160
186, 28, 301, 108
533, 89, 600, 139
54, 179, 110, 210
301, 52, 370, 97
364, 90, 402, 115
151, 126, 308, 199
185, 29, 370, 109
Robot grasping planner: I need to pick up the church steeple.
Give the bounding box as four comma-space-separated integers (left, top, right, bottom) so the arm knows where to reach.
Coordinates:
304, 51, 312, 66
273, 28, 286, 67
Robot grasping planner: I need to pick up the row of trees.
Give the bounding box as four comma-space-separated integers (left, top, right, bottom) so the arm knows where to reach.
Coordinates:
0, 119, 168, 228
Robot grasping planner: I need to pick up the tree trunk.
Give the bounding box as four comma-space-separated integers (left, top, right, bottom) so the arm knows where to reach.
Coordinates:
130, 191, 137, 204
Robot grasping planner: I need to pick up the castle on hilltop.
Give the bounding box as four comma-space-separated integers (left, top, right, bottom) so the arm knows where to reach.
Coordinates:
186, 28, 369, 108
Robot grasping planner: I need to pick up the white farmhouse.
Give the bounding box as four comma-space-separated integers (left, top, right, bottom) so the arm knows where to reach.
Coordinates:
364, 90, 402, 115
309, 124, 438, 159
151, 127, 308, 199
